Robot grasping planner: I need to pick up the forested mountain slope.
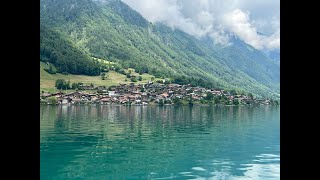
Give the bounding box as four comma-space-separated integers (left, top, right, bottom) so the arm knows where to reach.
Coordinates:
40, 0, 280, 98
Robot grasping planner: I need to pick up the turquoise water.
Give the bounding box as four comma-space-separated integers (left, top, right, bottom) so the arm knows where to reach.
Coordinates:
40, 105, 280, 179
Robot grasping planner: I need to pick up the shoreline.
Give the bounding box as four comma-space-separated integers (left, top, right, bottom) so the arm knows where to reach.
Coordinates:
40, 103, 278, 107
41, 82, 279, 106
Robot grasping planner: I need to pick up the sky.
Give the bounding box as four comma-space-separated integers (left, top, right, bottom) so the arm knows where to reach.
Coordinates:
121, 0, 280, 51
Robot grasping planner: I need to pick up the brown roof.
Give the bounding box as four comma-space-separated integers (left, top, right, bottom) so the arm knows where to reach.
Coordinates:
100, 98, 110, 102
161, 93, 169, 97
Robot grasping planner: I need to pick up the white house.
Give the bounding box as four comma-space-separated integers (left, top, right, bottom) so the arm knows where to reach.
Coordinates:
61, 99, 69, 104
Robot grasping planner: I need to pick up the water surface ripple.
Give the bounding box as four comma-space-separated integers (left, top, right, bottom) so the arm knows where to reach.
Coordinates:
40, 105, 280, 180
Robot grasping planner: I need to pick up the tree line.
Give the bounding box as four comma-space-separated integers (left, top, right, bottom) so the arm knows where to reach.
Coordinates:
40, 25, 100, 76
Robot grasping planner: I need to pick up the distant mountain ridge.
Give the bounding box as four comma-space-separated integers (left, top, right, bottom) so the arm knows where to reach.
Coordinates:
264, 49, 280, 65
40, 0, 280, 98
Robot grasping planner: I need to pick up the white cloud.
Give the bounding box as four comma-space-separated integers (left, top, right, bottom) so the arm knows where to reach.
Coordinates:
121, 0, 280, 50
223, 9, 259, 49
265, 30, 280, 50
223, 9, 280, 50
196, 11, 214, 28
209, 26, 231, 46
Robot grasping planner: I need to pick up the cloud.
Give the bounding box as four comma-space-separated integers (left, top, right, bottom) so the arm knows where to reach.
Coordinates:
265, 30, 280, 50
223, 9, 262, 48
121, 0, 280, 50
223, 9, 280, 50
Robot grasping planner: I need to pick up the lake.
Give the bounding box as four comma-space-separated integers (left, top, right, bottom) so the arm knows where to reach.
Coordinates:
40, 105, 280, 179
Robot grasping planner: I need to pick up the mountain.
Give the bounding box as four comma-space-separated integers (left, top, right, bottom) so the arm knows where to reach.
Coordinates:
40, 25, 100, 75
257, 32, 280, 66
264, 49, 280, 66
40, 0, 280, 98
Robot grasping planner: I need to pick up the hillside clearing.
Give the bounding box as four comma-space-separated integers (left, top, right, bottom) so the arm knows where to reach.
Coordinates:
40, 62, 162, 92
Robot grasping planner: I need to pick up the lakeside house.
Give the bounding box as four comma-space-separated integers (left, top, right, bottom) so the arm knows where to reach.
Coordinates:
41, 82, 278, 106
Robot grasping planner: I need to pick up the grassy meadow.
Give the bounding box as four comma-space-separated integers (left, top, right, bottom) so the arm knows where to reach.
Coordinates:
40, 62, 163, 92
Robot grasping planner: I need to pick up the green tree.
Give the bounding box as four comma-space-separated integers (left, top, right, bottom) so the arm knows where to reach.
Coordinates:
158, 99, 164, 106
188, 96, 194, 106
71, 82, 79, 89
44, 65, 56, 74
138, 76, 142, 81
230, 89, 238, 95
49, 65, 55, 74
131, 77, 137, 82
173, 97, 182, 105
118, 69, 126, 75
205, 92, 214, 100
55, 79, 66, 90
48, 96, 58, 104
66, 80, 71, 90
101, 72, 106, 80
164, 80, 170, 85
156, 80, 163, 84
214, 97, 220, 104
114, 65, 121, 72
233, 99, 240, 105
49, 65, 53, 73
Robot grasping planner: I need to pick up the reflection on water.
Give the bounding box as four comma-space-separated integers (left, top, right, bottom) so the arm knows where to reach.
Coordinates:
40, 105, 279, 179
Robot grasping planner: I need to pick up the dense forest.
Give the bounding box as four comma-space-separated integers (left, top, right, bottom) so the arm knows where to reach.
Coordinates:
40, 25, 100, 75
40, 0, 280, 99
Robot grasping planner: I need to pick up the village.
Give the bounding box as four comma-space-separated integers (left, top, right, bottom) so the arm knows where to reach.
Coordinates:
40, 81, 279, 106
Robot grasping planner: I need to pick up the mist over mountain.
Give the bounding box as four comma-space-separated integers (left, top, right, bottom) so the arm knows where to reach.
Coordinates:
121, 0, 280, 51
